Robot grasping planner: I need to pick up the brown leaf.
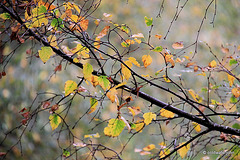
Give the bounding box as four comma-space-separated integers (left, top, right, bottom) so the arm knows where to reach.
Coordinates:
221, 45, 229, 54
172, 41, 184, 49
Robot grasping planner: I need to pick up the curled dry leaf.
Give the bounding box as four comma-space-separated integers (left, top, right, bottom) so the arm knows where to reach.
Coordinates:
172, 41, 184, 49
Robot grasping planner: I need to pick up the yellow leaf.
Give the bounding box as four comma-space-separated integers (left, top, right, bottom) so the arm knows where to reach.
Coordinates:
49, 114, 62, 130
142, 55, 152, 68
165, 55, 175, 67
121, 60, 132, 80
47, 35, 59, 49
84, 133, 100, 138
232, 88, 240, 98
83, 63, 93, 81
94, 37, 101, 51
128, 107, 135, 117
128, 57, 140, 67
163, 75, 171, 83
188, 89, 202, 102
143, 144, 155, 151
209, 60, 217, 68
227, 74, 235, 87
159, 149, 170, 158
104, 119, 126, 137
141, 74, 150, 77
224, 101, 236, 112
97, 26, 110, 39
72, 3, 80, 13
134, 122, 144, 132
178, 142, 190, 158
88, 98, 98, 114
38, 46, 54, 63
172, 41, 184, 49
134, 38, 142, 44
192, 122, 201, 132
198, 72, 206, 76
112, 81, 127, 89
158, 142, 166, 148
160, 108, 174, 118
106, 88, 119, 105
64, 80, 77, 96
143, 112, 156, 125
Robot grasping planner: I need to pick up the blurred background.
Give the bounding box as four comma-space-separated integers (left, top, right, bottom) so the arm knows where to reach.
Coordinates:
0, 0, 240, 159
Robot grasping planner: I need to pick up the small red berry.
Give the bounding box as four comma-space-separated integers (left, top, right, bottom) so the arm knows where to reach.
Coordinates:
2, 71, 6, 76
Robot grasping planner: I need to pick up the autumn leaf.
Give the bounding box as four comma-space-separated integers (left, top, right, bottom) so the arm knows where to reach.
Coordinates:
97, 26, 110, 39
160, 108, 174, 118
84, 133, 100, 138
221, 45, 229, 54
143, 112, 156, 125
88, 98, 98, 114
209, 60, 217, 68
178, 142, 190, 158
227, 74, 235, 87
152, 46, 163, 52
133, 122, 145, 132
38, 46, 54, 63
172, 41, 184, 49
106, 88, 119, 105
192, 122, 201, 132
98, 76, 110, 90
83, 63, 93, 81
232, 88, 240, 98
121, 60, 132, 80
49, 114, 62, 130
188, 89, 202, 102
163, 75, 171, 83
143, 144, 155, 151
142, 55, 152, 68
128, 57, 140, 67
165, 54, 175, 67
155, 34, 162, 39
104, 119, 126, 137
64, 80, 77, 96
63, 150, 70, 157
132, 33, 144, 38
0, 13, 11, 20
51, 18, 64, 30
47, 35, 59, 49
144, 16, 153, 26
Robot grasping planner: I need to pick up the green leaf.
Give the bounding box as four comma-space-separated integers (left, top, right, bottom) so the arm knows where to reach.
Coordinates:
232, 123, 240, 129
64, 80, 77, 96
98, 76, 110, 90
51, 18, 64, 30
201, 88, 208, 92
152, 46, 163, 52
38, 5, 47, 14
230, 95, 238, 103
63, 150, 70, 157
229, 59, 238, 66
88, 98, 98, 114
120, 25, 129, 33
0, 13, 11, 20
144, 16, 153, 26
38, 46, 54, 63
49, 114, 62, 130
83, 63, 93, 81
104, 119, 126, 137
211, 85, 220, 90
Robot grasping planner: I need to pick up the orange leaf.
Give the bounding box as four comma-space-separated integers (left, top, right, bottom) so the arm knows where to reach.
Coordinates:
143, 144, 155, 151
232, 88, 240, 98
155, 34, 162, 40
97, 26, 110, 39
142, 55, 152, 68
160, 108, 174, 118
